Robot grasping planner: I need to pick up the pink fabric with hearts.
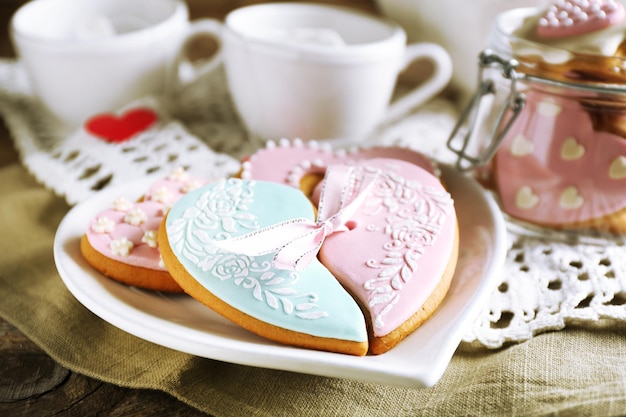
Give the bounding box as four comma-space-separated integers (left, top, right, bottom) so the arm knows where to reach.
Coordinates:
495, 88, 626, 225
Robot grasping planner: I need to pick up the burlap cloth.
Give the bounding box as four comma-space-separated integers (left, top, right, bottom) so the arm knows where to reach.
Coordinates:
1, 161, 626, 416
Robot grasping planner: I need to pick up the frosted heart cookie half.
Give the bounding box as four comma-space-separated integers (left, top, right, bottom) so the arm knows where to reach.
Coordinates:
159, 158, 458, 355
317, 159, 458, 354
80, 168, 207, 292
158, 178, 369, 355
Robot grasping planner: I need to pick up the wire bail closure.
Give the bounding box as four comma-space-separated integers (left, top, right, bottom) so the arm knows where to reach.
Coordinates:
447, 50, 526, 171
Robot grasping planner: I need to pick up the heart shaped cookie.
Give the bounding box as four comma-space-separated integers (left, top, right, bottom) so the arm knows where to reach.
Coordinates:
318, 159, 458, 354
159, 178, 369, 356
160, 158, 458, 355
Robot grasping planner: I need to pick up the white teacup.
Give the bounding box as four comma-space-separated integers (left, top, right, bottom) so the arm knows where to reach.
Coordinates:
219, 3, 453, 144
10, 0, 221, 128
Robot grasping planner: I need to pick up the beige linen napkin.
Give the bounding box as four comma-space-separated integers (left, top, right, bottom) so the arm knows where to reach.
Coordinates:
1, 162, 626, 417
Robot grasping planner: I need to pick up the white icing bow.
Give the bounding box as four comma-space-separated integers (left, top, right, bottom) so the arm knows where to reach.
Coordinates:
214, 165, 378, 271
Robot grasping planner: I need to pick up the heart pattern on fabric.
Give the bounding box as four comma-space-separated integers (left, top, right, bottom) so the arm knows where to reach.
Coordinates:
85, 108, 158, 143
537, 99, 562, 117
560, 137, 585, 160
495, 88, 626, 225
515, 186, 539, 210
510, 134, 534, 157
559, 186, 584, 209
609, 156, 626, 179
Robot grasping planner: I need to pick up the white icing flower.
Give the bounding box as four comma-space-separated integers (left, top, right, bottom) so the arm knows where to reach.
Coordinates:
169, 179, 329, 321
362, 169, 453, 326
211, 253, 252, 280
110, 237, 133, 257
389, 218, 438, 247
112, 197, 133, 212
91, 216, 115, 234
181, 179, 202, 193
142, 230, 158, 248
151, 186, 172, 204
201, 179, 259, 233
124, 207, 147, 226
168, 167, 188, 182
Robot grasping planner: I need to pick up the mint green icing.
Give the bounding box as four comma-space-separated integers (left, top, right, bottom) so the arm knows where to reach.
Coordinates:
165, 178, 367, 343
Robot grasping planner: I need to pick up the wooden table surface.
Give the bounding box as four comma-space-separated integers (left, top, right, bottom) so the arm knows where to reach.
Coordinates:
0, 1, 378, 415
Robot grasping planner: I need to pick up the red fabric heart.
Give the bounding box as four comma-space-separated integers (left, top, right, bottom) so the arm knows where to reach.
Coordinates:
85, 108, 158, 143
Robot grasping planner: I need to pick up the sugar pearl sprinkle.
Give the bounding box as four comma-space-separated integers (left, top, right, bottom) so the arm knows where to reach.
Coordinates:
123, 207, 147, 226
167, 166, 189, 182
537, 0, 625, 38
91, 216, 115, 234
151, 186, 172, 204
181, 179, 203, 193
141, 230, 158, 248
110, 237, 134, 257
112, 197, 133, 212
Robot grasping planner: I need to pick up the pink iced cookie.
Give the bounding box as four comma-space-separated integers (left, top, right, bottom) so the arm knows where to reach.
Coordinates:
494, 89, 626, 231
81, 168, 211, 292
144, 166, 208, 209
537, 0, 626, 39
240, 138, 436, 190
318, 158, 458, 354
80, 198, 183, 292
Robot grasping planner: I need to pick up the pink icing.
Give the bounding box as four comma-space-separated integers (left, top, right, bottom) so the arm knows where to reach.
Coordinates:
318, 158, 456, 338
144, 167, 208, 207
86, 200, 166, 270
241, 138, 436, 188
86, 168, 209, 270
536, 0, 626, 39
495, 89, 626, 224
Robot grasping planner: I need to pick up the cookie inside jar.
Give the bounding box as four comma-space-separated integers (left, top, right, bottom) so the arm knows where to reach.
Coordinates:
449, 0, 626, 237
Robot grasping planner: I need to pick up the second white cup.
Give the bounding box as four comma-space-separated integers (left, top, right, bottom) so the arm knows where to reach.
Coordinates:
220, 3, 453, 144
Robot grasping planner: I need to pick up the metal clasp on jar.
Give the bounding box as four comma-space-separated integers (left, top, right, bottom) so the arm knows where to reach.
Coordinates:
447, 50, 526, 171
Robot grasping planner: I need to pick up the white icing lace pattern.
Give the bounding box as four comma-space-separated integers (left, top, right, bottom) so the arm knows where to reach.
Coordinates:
1, 58, 625, 349
168, 178, 329, 320
361, 166, 453, 331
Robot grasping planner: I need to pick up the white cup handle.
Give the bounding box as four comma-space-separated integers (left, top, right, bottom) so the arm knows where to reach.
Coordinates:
382, 42, 453, 123
172, 18, 224, 90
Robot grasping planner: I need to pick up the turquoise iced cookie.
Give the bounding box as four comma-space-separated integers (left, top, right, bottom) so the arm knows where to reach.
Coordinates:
159, 178, 368, 356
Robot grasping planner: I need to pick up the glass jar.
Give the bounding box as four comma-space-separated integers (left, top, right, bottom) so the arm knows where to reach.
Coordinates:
448, 6, 626, 238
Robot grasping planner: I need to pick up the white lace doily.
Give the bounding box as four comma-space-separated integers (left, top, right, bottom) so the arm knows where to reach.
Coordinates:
1, 58, 625, 349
